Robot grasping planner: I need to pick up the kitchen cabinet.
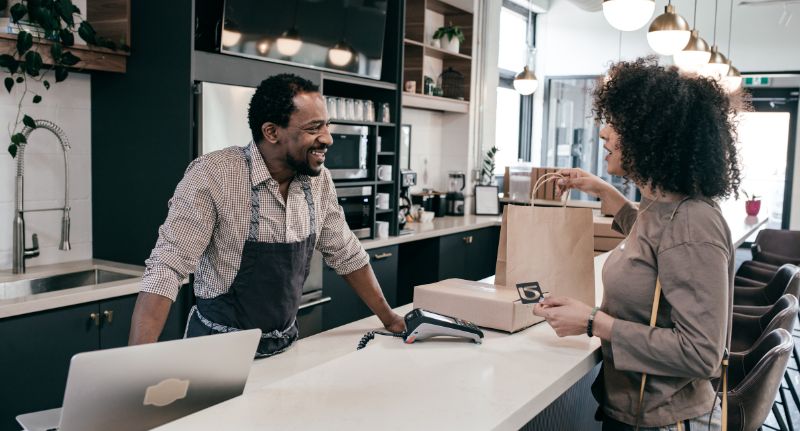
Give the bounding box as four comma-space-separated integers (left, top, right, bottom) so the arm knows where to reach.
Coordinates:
438, 227, 500, 281
322, 245, 399, 330
0, 289, 191, 429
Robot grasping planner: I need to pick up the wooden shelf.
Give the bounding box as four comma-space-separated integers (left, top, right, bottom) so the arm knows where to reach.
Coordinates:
404, 38, 472, 61
0, 33, 128, 73
402, 93, 469, 113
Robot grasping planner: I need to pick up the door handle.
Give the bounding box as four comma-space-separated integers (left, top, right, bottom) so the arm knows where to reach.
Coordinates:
373, 252, 393, 260
89, 312, 100, 326
103, 310, 114, 324
299, 296, 332, 310
462, 236, 474, 244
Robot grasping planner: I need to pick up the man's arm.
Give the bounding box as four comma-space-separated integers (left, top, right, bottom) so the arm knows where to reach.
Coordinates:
129, 292, 173, 345
342, 264, 406, 333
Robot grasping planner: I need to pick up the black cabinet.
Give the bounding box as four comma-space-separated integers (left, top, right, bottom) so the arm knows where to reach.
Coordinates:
322, 245, 399, 330
0, 288, 192, 429
438, 227, 500, 281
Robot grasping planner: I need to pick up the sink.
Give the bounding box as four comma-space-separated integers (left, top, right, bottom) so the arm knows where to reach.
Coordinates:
0, 269, 138, 300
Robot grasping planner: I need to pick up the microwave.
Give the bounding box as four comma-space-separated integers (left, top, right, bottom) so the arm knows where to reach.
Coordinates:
336, 186, 373, 239
327, 124, 368, 180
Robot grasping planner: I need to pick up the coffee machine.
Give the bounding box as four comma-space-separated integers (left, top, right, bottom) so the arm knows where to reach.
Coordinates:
398, 169, 417, 234
446, 172, 466, 216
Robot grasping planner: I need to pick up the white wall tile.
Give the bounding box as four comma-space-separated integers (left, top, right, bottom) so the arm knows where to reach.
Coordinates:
0, 72, 92, 270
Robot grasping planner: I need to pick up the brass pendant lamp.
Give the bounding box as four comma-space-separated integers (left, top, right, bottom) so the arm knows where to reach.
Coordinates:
514, 0, 538, 95
701, 0, 731, 78
647, 3, 691, 55
723, 0, 742, 91
673, 0, 711, 73
602, 0, 656, 31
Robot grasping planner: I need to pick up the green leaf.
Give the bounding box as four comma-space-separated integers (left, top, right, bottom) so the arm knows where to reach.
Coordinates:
11, 133, 27, 144
15, 76, 23, 83
16, 31, 33, 55
50, 42, 62, 61
32, 94, 42, 103
10, 3, 27, 23
56, 0, 74, 27
59, 51, 79, 66
8, 143, 18, 158
78, 21, 96, 45
55, 66, 68, 82
24, 51, 43, 76
59, 28, 74, 46
22, 115, 36, 129
0, 53, 15, 68
43, 80, 50, 90
71, 5, 80, 14
4, 76, 13, 93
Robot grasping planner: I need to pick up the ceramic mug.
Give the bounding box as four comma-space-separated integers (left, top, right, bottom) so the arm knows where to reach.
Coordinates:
377, 165, 392, 181
376, 221, 389, 239
376, 193, 390, 210
404, 80, 416, 93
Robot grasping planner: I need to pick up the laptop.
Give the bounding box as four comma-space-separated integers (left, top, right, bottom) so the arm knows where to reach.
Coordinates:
17, 329, 260, 431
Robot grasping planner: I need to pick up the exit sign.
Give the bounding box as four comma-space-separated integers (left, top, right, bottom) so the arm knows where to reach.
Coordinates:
744, 76, 771, 87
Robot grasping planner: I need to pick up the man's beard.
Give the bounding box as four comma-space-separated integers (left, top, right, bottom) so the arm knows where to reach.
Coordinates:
286, 151, 322, 177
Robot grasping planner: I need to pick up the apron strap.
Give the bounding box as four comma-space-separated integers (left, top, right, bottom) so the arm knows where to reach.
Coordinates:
242, 144, 317, 242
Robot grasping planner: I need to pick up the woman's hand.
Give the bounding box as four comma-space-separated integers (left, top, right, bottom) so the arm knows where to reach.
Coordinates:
532, 296, 602, 338
556, 168, 628, 216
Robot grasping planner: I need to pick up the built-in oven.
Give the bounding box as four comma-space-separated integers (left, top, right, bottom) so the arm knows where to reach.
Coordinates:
336, 185, 373, 239
327, 124, 368, 180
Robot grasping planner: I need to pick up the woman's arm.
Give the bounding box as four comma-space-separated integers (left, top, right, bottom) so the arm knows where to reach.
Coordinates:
556, 168, 635, 233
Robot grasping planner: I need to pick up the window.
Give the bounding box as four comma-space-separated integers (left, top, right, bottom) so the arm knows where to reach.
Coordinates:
494, 1, 535, 175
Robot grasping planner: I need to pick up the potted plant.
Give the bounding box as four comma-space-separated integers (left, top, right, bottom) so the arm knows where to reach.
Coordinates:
433, 22, 465, 54
480, 146, 498, 186
0, 0, 128, 157
743, 190, 761, 216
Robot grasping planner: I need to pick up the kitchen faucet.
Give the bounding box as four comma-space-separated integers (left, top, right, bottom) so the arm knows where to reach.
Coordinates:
12, 119, 71, 274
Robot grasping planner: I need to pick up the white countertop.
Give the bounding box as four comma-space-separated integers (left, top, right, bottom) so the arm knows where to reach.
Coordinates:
153, 254, 610, 431
360, 214, 503, 250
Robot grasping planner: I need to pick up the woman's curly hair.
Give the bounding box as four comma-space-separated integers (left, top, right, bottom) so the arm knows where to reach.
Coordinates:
593, 57, 745, 199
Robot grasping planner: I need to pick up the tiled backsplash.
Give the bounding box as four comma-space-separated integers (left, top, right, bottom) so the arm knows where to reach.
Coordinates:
0, 74, 92, 270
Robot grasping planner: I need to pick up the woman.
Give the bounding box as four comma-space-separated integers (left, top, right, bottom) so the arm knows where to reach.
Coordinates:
532, 58, 743, 430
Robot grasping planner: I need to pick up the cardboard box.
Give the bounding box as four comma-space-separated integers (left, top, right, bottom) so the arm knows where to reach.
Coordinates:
413, 279, 542, 333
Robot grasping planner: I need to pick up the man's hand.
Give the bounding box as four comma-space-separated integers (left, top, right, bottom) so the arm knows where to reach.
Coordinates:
382, 312, 407, 334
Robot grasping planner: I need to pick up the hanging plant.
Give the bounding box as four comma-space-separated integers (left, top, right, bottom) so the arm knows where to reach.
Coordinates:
0, 0, 129, 157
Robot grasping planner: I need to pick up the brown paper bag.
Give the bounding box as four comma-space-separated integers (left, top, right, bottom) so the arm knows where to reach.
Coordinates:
495, 174, 595, 320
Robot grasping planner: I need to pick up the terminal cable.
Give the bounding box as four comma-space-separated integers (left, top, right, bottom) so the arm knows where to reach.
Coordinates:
357, 330, 405, 350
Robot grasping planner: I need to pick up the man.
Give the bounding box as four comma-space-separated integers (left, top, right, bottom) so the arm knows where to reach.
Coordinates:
129, 74, 405, 356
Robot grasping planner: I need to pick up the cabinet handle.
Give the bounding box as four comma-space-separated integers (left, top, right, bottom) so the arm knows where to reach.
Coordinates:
89, 312, 100, 326
103, 310, 114, 324
462, 236, 474, 244
373, 252, 393, 260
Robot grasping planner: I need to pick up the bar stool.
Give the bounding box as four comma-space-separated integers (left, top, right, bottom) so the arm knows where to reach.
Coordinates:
734, 265, 800, 307
731, 295, 799, 430
737, 260, 781, 285
752, 229, 800, 267
719, 328, 794, 431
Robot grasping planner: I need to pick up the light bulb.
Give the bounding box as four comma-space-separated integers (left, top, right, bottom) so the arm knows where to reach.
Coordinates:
513, 66, 538, 95
647, 5, 691, 55
328, 41, 353, 66
673, 30, 711, 73
603, 0, 656, 31
257, 39, 270, 55
276, 29, 303, 56
221, 29, 242, 48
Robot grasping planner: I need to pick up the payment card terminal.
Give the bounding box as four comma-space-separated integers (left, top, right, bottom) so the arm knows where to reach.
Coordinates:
403, 308, 484, 344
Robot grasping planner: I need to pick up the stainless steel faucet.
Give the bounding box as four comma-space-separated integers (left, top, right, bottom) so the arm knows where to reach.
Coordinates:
12, 119, 71, 274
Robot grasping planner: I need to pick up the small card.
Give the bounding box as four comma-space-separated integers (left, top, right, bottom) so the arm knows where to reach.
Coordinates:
516, 281, 545, 304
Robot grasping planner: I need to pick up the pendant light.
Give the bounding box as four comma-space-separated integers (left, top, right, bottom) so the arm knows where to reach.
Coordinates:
327, 7, 354, 67
256, 39, 270, 55
723, 0, 742, 92
221, 20, 242, 48
673, 0, 711, 73
514, 0, 538, 95
602, 0, 655, 31
647, 2, 691, 55
276, 1, 303, 56
700, 0, 730, 78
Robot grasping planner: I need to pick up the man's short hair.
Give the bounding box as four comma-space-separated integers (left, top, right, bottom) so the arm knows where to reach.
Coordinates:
248, 74, 319, 143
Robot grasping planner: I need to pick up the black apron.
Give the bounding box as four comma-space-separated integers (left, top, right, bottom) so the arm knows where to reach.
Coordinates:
184, 145, 316, 358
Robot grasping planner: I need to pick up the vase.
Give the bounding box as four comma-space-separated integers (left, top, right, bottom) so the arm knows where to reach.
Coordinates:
431, 38, 441, 49
443, 37, 460, 54
745, 199, 761, 216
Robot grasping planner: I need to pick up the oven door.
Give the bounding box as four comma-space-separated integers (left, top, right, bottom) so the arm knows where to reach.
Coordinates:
336, 186, 372, 239
327, 124, 368, 180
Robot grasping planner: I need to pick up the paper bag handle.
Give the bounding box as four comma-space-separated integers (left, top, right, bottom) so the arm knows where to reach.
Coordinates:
530, 172, 570, 207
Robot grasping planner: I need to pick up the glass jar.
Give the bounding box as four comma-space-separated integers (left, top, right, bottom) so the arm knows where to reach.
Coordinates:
379, 102, 391, 123
353, 99, 364, 121
336, 97, 347, 120
345, 98, 356, 120
364, 100, 375, 122
326, 96, 338, 120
